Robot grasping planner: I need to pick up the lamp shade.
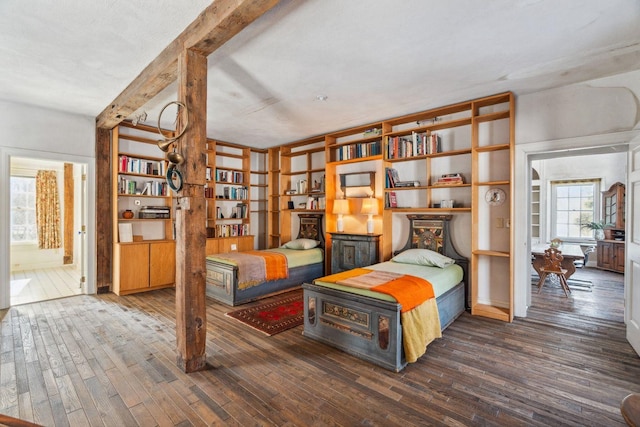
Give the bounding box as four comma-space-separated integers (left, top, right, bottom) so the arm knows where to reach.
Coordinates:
333, 199, 350, 215
360, 198, 379, 215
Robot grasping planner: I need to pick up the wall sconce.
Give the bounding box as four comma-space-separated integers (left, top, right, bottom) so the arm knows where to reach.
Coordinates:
333, 199, 350, 232
360, 197, 378, 234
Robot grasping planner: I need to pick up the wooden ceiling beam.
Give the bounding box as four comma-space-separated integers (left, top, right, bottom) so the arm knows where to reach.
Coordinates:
95, 0, 280, 129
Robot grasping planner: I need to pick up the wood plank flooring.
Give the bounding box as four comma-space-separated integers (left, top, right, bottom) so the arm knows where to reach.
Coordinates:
10, 267, 82, 306
1, 267, 638, 426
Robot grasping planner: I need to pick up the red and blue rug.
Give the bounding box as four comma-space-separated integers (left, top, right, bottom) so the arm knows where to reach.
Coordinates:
225, 289, 303, 336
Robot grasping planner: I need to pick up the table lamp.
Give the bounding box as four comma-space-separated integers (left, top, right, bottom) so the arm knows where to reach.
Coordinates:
360, 197, 379, 234
333, 198, 350, 232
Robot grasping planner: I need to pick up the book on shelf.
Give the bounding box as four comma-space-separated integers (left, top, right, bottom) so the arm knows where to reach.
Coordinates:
395, 180, 419, 187
385, 191, 398, 208
435, 173, 464, 185
118, 223, 133, 243
385, 167, 401, 188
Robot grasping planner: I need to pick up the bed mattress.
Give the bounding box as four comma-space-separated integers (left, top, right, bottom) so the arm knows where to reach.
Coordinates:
206, 247, 323, 268
311, 261, 463, 302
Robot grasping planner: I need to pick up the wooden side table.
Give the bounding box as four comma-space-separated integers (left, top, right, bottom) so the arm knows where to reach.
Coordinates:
330, 233, 381, 274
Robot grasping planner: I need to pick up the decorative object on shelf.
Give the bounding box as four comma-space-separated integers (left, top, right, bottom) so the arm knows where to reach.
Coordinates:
122, 209, 134, 219
361, 197, 379, 234
333, 198, 350, 233
440, 200, 455, 209
485, 188, 506, 206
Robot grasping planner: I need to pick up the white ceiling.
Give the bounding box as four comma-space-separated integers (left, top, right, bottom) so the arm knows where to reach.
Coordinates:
1, 0, 639, 148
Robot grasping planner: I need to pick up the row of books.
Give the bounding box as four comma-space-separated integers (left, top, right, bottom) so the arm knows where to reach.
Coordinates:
118, 155, 165, 177
118, 177, 168, 196
217, 186, 248, 200
215, 168, 244, 184
386, 132, 441, 159
216, 203, 248, 219
385, 191, 398, 208
335, 140, 382, 161
213, 223, 250, 238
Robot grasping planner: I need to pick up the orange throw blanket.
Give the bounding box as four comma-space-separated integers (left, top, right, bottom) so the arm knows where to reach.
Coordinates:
372, 275, 435, 313
244, 250, 288, 281
213, 250, 288, 289
319, 268, 435, 313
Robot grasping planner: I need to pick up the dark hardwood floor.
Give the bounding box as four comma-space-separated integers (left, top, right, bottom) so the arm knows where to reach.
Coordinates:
1, 267, 638, 426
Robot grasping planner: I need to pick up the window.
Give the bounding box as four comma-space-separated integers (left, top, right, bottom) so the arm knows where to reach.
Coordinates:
10, 176, 37, 243
551, 180, 599, 241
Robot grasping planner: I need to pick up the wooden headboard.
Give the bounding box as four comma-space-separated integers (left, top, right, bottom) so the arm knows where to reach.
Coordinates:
397, 214, 469, 309
297, 213, 325, 248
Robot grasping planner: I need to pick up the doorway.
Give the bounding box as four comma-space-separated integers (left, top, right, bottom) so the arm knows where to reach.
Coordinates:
0, 147, 96, 309
9, 157, 87, 305
524, 144, 628, 321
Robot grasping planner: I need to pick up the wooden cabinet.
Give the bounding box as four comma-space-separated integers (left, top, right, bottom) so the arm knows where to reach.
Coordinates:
330, 233, 381, 274
603, 182, 625, 230
112, 122, 176, 295
597, 240, 625, 273
114, 241, 176, 295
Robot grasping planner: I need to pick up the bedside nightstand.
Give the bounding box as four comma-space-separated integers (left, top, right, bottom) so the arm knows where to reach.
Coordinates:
330, 232, 381, 274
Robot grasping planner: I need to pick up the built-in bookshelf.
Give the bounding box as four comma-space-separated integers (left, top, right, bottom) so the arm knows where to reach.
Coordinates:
278, 137, 326, 244
250, 148, 268, 249
382, 101, 473, 213
205, 139, 252, 245
470, 92, 514, 322
111, 122, 175, 295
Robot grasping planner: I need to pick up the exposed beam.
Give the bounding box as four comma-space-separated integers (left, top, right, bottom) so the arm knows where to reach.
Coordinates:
96, 0, 280, 129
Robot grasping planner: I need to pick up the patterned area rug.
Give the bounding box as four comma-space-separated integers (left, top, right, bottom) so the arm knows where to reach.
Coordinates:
225, 289, 303, 336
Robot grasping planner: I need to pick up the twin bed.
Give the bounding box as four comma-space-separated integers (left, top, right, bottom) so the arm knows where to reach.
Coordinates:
205, 212, 468, 372
302, 214, 468, 372
205, 214, 325, 306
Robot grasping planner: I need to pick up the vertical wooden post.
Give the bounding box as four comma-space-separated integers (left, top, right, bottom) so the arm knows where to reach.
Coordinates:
63, 163, 74, 265
95, 126, 112, 293
175, 48, 208, 372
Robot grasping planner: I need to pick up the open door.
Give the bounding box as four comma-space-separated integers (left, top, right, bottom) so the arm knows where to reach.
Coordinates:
626, 134, 640, 356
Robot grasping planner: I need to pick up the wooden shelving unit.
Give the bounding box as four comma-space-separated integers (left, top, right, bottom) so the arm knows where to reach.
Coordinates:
278, 137, 326, 244
204, 139, 253, 253
470, 92, 514, 322
111, 122, 175, 295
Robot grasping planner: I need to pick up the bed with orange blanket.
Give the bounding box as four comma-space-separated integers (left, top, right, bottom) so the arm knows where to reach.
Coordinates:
206, 214, 325, 306
302, 214, 468, 371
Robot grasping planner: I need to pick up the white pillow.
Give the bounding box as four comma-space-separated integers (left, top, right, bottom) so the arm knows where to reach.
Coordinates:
281, 238, 320, 250
392, 248, 454, 268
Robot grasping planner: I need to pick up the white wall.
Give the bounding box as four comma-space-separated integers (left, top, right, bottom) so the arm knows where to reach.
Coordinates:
0, 101, 96, 308
513, 69, 640, 317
